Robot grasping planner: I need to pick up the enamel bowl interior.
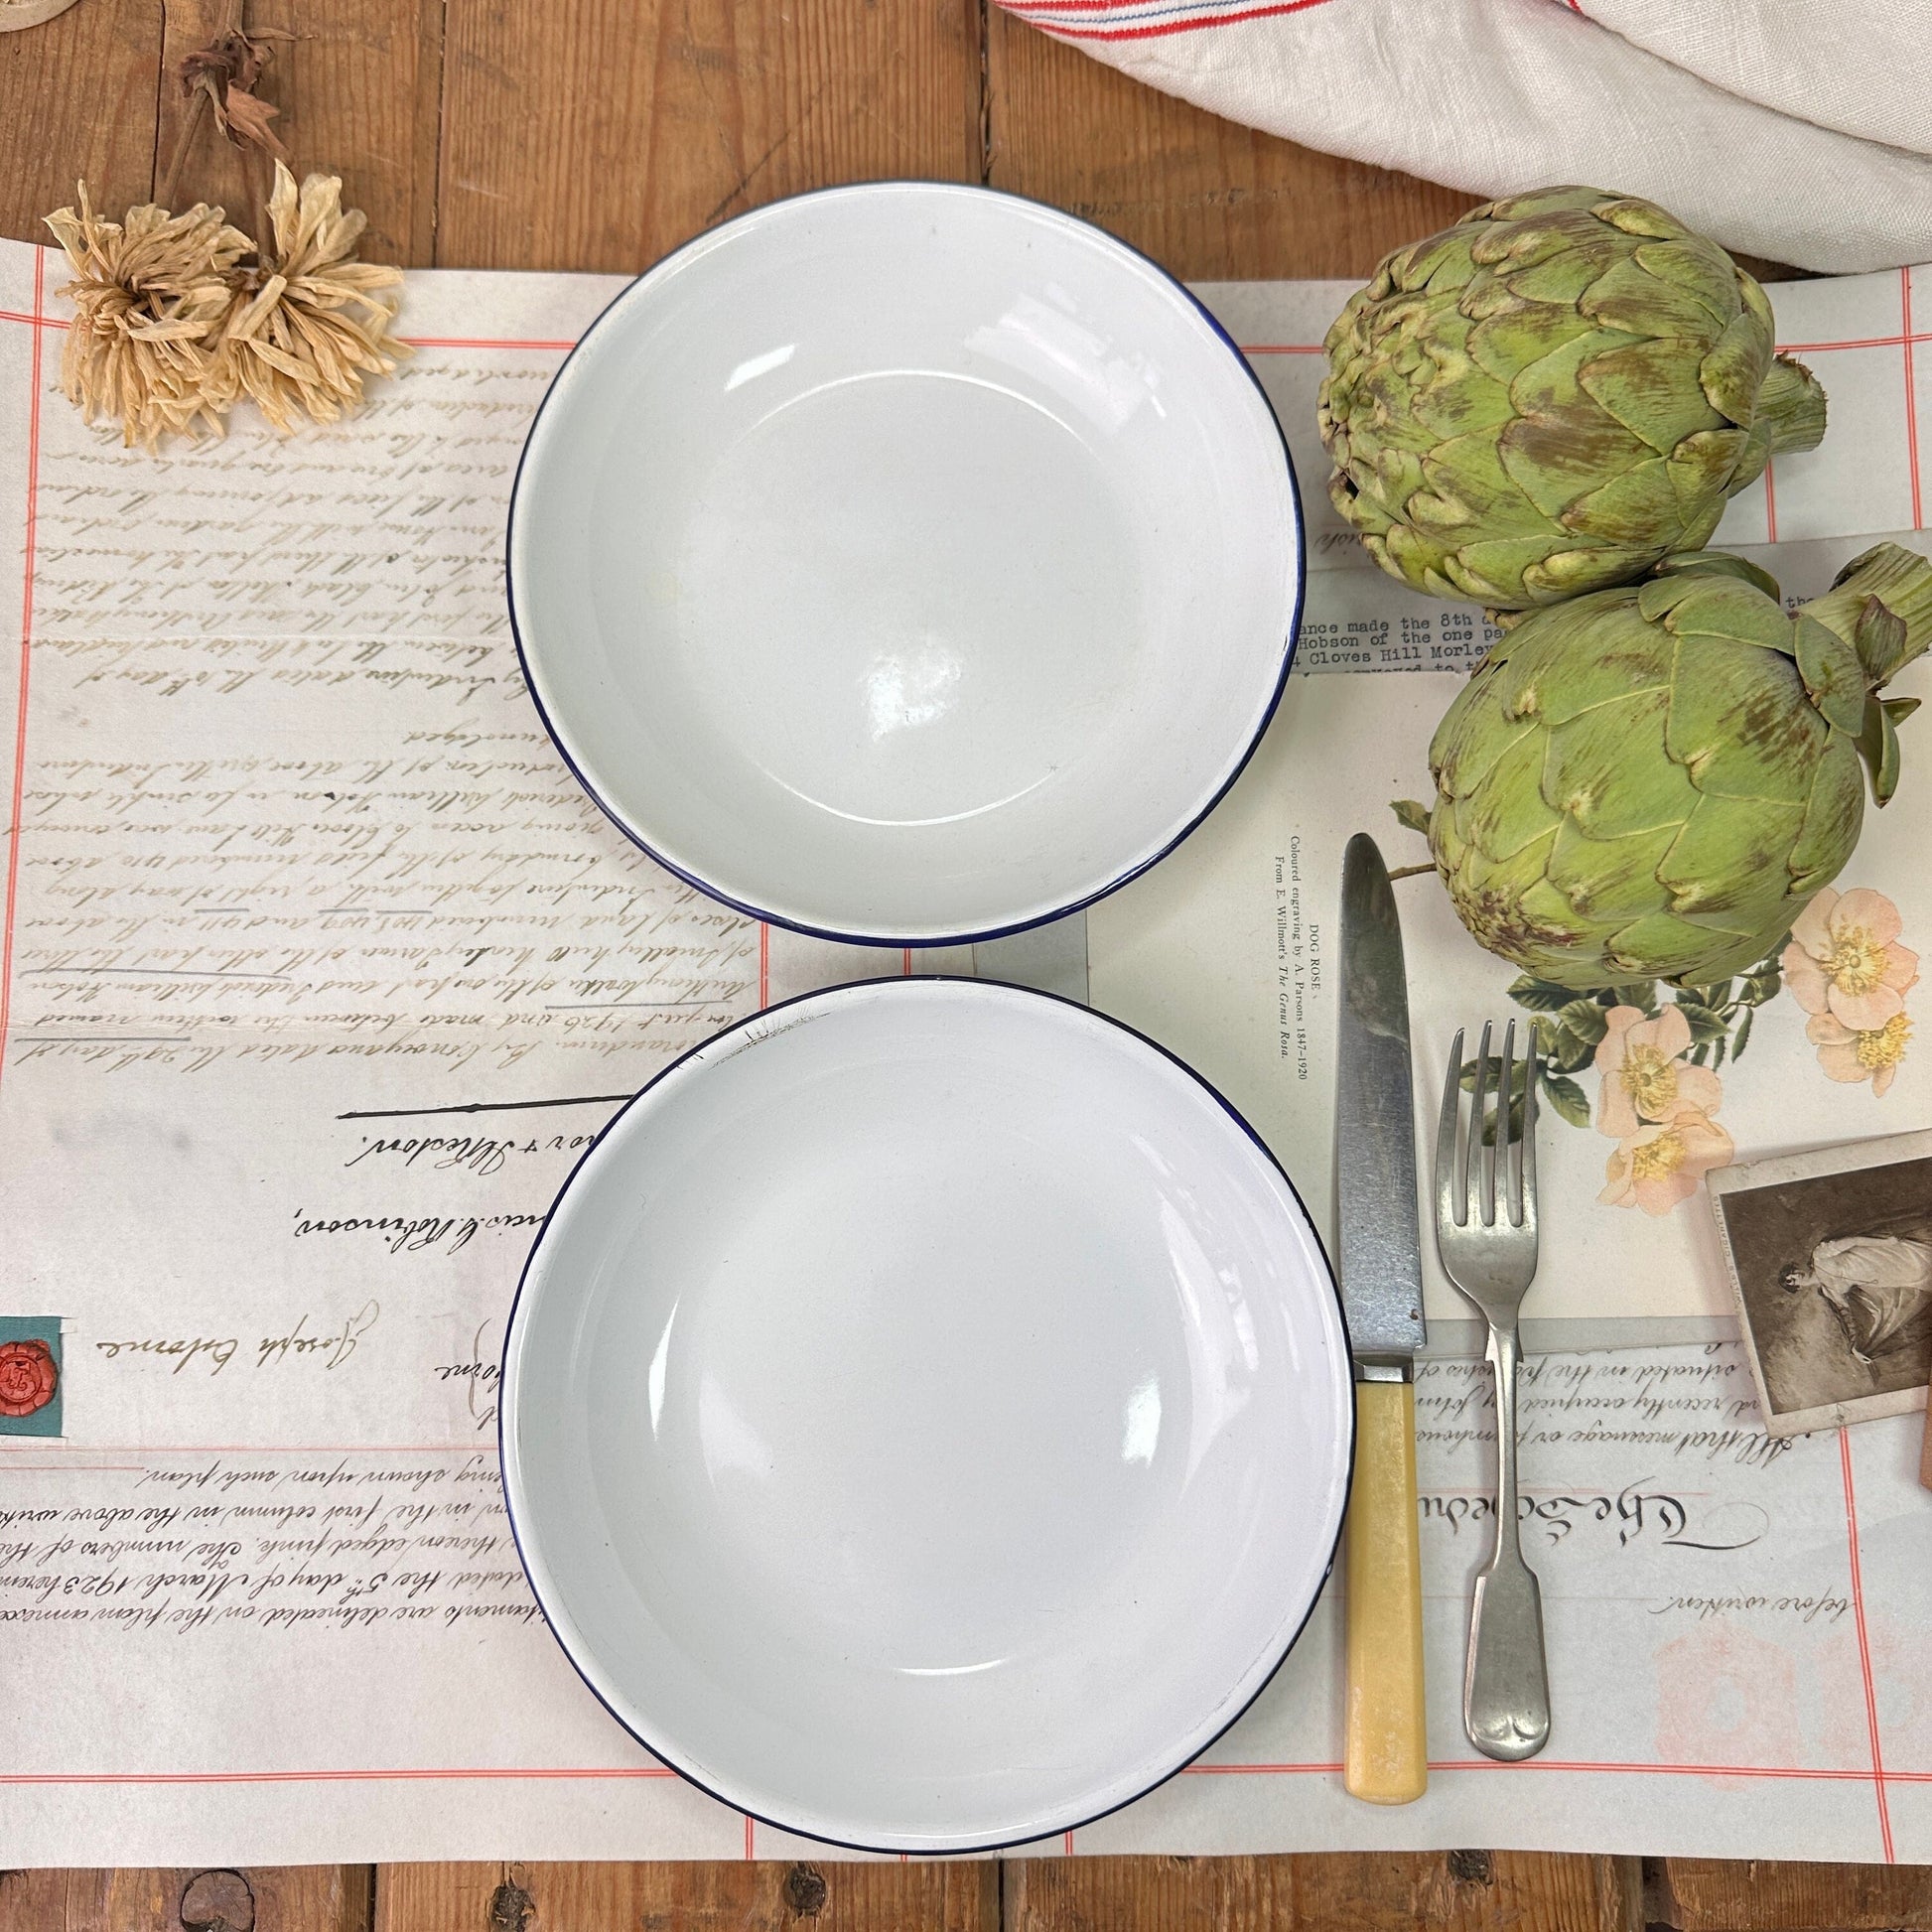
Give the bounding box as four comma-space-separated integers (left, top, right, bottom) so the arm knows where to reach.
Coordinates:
507, 183, 1302, 943
500, 979, 1352, 1853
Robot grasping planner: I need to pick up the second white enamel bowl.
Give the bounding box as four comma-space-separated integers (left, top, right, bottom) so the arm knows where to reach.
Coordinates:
500, 979, 1351, 1852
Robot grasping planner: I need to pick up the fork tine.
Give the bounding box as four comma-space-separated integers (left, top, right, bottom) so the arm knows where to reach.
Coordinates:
1470, 1021, 1494, 1227
1437, 1028, 1465, 1230
1522, 1022, 1540, 1234
1501, 1018, 1521, 1227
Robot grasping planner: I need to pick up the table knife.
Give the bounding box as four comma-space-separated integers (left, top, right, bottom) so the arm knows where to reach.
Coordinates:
1335, 832, 1428, 1806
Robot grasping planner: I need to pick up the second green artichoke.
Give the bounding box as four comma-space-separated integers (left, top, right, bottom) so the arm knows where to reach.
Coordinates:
1425, 543, 1932, 989
1319, 187, 1828, 611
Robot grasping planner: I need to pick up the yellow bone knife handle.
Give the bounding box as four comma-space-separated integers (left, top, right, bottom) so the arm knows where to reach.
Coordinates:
1343, 1375, 1427, 1805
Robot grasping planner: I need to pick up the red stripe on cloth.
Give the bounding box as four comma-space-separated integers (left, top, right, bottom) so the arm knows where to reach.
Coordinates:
1762, 456, 1778, 545
759, 921, 770, 1009
1841, 1430, 1895, 1862
1030, 0, 1333, 42
1004, 0, 1173, 10
1903, 269, 1923, 532
745, 1814, 757, 1859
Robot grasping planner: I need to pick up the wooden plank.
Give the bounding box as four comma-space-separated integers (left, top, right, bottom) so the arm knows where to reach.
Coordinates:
0, 0, 163, 245
435, 0, 982, 274
154, 0, 443, 264
1647, 1856, 1932, 1930
0, 1867, 374, 1932
985, 12, 1475, 283
372, 1861, 999, 1932
1005, 1851, 1641, 1932
0, 1870, 70, 1932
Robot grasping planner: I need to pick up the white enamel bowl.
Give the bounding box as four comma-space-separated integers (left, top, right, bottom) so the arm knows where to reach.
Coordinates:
508, 183, 1303, 944
500, 979, 1351, 1853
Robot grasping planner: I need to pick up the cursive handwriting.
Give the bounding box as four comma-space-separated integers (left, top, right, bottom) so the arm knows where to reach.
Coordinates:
0, 1451, 539, 1633
20, 355, 758, 1071
1422, 1481, 1767, 1552
292, 1207, 541, 1256
95, 1304, 378, 1375
345, 1129, 597, 1174
432, 1320, 500, 1433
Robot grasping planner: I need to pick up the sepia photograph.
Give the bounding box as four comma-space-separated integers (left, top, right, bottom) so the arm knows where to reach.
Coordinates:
1710, 1130, 1932, 1439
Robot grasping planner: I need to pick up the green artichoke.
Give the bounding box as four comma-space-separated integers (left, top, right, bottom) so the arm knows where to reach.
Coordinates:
1318, 187, 1828, 611
1425, 543, 1932, 989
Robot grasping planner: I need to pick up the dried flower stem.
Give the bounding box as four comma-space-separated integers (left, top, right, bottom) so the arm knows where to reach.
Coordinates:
158, 0, 244, 210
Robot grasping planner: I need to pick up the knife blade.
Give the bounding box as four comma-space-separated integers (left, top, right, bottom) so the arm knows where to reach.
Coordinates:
1335, 831, 1428, 1806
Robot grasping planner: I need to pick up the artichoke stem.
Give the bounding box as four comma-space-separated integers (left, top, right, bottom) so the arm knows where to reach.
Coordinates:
1806, 542, 1932, 685
1756, 354, 1828, 455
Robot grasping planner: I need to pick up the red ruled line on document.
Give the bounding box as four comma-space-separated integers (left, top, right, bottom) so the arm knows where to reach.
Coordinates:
1, 249, 47, 1107
1903, 268, 1923, 531
1841, 1429, 1895, 1862
0, 1767, 677, 1784
1188, 1759, 1920, 1782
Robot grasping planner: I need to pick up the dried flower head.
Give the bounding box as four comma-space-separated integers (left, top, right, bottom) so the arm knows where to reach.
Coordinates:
179, 24, 291, 162
210, 162, 410, 432
44, 183, 253, 447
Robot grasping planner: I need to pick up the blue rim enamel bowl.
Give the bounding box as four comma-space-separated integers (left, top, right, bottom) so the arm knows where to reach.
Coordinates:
507, 182, 1305, 948
498, 976, 1352, 1853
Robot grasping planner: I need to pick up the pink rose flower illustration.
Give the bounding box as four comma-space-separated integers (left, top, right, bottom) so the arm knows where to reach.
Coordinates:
1592, 1004, 1723, 1140
1782, 887, 1918, 1033
1805, 1010, 1912, 1096
0, 1339, 57, 1419
1597, 1108, 1734, 1216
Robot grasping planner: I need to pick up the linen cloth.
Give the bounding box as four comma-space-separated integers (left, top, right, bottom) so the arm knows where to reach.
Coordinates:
999, 0, 1932, 272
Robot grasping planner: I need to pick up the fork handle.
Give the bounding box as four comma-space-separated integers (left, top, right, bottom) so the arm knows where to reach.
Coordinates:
1343, 1376, 1428, 1804
1464, 1322, 1551, 1761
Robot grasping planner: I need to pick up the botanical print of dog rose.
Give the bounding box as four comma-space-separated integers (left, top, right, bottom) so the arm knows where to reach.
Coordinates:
1804, 1011, 1913, 1094
1593, 1004, 1733, 1214
1784, 887, 1916, 1094
1593, 1006, 1722, 1137
1598, 1110, 1735, 1215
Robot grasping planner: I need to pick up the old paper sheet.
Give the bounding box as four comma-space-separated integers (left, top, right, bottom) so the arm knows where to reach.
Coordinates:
0, 240, 1924, 1864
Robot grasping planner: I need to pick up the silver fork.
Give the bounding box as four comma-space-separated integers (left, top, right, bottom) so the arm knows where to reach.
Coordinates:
1435, 1020, 1551, 1762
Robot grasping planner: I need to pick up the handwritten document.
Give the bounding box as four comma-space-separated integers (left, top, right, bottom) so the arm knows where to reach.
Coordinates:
0, 239, 1925, 1864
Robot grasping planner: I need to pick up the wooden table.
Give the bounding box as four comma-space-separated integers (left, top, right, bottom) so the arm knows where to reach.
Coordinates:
0, 3, 1926, 1928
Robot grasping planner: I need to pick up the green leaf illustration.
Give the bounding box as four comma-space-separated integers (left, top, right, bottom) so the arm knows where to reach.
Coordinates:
1506, 976, 1578, 1013
1534, 1008, 1603, 1076
1680, 979, 1733, 1014
1540, 1070, 1591, 1129
1608, 982, 1662, 1016
1673, 999, 1727, 1045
